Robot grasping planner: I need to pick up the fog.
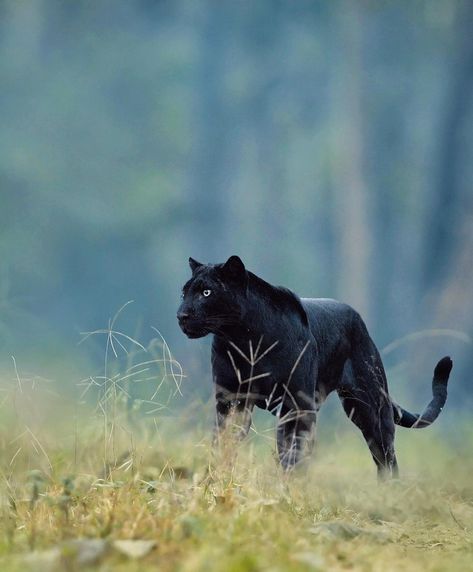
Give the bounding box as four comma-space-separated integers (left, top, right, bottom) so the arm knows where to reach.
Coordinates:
1, 0, 472, 411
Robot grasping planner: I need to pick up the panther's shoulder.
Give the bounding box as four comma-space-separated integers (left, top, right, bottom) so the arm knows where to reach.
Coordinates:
247, 272, 309, 327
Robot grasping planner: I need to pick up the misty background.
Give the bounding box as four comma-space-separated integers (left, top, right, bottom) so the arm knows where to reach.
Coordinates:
1, 0, 472, 414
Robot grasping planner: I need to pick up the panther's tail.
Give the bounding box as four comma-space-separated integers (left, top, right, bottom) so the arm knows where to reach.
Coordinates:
392, 356, 452, 428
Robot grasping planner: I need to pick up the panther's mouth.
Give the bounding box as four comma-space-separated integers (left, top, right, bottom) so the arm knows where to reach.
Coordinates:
179, 321, 209, 339
184, 328, 208, 339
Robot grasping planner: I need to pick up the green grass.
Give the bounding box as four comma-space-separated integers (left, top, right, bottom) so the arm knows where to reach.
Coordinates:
1, 399, 472, 572
1, 316, 471, 571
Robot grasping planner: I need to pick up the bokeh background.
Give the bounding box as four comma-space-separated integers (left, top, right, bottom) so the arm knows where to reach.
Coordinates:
1, 0, 472, 412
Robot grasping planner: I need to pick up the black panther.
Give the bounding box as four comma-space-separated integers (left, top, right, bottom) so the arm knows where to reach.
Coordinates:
177, 255, 452, 478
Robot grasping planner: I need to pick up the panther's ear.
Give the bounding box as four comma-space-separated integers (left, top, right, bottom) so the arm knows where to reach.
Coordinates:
221, 255, 246, 283
189, 257, 203, 273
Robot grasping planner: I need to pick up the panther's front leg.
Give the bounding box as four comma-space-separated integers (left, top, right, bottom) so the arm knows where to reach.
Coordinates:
214, 390, 254, 442
276, 409, 316, 470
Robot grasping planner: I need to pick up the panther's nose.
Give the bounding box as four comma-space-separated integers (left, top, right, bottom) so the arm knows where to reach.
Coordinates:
177, 311, 190, 323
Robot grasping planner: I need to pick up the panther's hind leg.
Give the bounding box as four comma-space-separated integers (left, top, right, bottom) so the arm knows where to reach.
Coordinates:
341, 395, 398, 479
338, 358, 398, 479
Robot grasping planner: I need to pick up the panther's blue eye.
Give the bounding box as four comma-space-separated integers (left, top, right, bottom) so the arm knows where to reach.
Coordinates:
203, 289, 211, 297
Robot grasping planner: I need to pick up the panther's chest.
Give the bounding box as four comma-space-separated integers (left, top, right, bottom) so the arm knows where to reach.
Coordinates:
214, 335, 316, 408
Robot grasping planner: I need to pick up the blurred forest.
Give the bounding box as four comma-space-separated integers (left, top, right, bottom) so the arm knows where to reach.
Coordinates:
1, 0, 472, 408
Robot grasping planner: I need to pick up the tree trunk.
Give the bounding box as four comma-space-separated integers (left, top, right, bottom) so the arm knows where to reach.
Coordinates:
328, 3, 372, 321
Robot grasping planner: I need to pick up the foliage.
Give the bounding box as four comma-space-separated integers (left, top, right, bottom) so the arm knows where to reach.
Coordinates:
1, 414, 472, 571
0, 332, 472, 571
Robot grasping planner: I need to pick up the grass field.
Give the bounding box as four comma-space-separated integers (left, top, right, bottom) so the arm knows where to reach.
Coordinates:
1, 399, 472, 571
1, 328, 471, 571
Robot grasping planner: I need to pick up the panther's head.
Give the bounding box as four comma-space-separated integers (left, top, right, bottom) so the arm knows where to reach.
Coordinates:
177, 255, 248, 339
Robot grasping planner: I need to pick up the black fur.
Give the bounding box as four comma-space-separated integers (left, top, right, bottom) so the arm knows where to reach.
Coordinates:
177, 256, 453, 477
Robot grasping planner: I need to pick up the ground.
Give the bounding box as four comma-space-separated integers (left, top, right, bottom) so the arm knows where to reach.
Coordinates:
1, 400, 472, 572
